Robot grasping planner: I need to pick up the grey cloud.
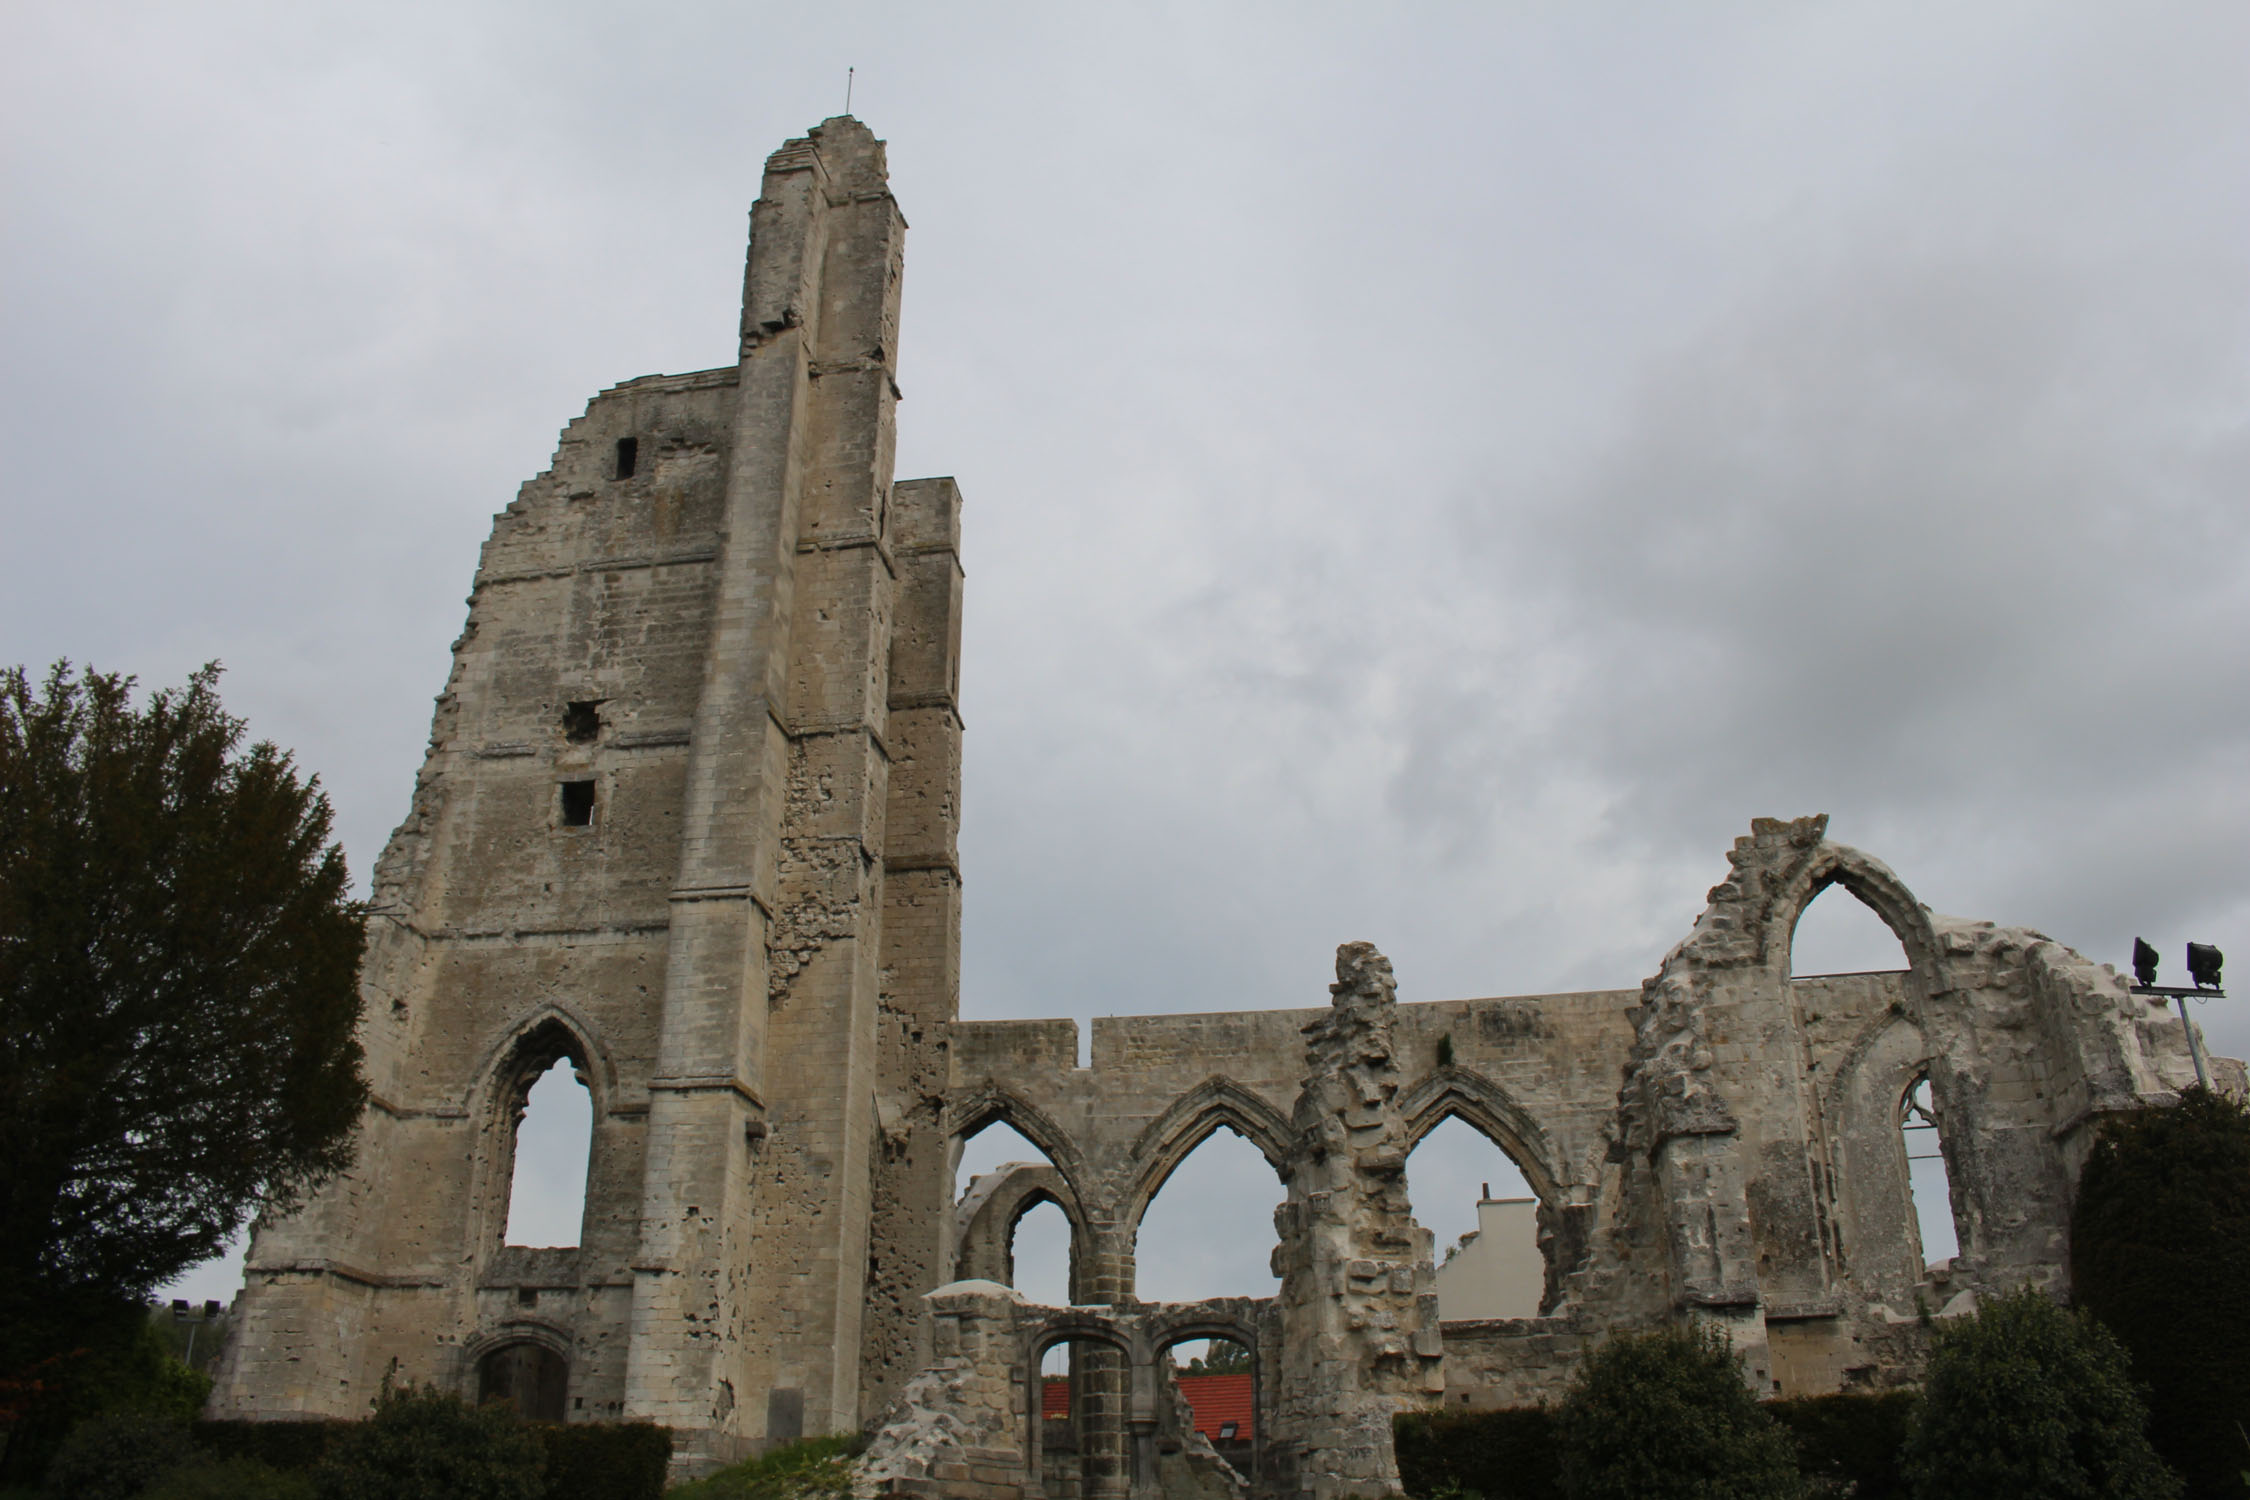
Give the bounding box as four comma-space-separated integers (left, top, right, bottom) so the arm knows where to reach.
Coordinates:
9, 1, 2245, 1303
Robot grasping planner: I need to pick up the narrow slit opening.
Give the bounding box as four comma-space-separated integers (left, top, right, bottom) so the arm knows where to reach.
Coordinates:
615, 436, 638, 480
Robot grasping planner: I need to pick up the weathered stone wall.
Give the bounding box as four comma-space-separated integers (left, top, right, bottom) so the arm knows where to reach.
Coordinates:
937, 820, 2231, 1485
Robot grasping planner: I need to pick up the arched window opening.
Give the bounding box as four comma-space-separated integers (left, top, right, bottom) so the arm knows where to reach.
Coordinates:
1901, 1076, 1959, 1268
1011, 1200, 1073, 1306
1790, 884, 1910, 978
1035, 1336, 1130, 1500
1411, 1114, 1541, 1320
478, 1341, 568, 1421
957, 1120, 1073, 1302
504, 1058, 592, 1248
1134, 1126, 1282, 1303
958, 1120, 1049, 1198
1160, 1335, 1255, 1480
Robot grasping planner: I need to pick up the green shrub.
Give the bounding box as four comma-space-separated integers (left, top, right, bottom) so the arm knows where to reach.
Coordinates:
2, 1313, 212, 1488
188, 1420, 349, 1475
534, 1422, 672, 1500
311, 1384, 544, 1500
40, 1409, 194, 1500
143, 1457, 315, 1500
1901, 1286, 2180, 1500
1767, 1391, 1916, 1500
2073, 1086, 2250, 1498
1553, 1325, 1803, 1500
665, 1433, 862, 1500
1395, 1407, 1561, 1500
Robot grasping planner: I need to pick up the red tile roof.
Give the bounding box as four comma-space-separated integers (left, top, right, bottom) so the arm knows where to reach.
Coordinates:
1175, 1374, 1254, 1441
1040, 1373, 1254, 1441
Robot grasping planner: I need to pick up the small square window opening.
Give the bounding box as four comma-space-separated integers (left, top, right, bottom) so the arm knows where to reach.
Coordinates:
563, 701, 601, 743
559, 780, 596, 827
615, 436, 638, 480
1218, 1423, 1238, 1440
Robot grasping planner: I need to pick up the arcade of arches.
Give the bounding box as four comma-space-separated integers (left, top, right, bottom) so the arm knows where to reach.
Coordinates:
878, 816, 2234, 1500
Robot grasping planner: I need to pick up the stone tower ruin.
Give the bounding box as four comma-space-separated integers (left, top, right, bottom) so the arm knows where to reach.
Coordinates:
216, 116, 2241, 1499
211, 117, 963, 1468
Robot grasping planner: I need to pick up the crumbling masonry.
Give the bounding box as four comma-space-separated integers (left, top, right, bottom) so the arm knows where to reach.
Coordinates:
211, 118, 2243, 1498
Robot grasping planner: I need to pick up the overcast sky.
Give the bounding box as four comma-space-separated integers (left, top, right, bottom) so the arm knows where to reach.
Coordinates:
7, 3, 2244, 1311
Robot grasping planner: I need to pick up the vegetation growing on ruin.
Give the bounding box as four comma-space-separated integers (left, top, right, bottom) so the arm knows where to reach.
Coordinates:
1901, 1286, 2180, 1500
2074, 1086, 2250, 1498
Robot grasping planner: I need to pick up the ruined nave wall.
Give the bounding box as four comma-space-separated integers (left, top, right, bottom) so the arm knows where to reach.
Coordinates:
943, 820, 2232, 1429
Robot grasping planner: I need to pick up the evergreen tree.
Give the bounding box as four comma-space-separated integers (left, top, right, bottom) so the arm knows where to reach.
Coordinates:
1902, 1286, 2180, 1500
0, 664, 366, 1380
1554, 1323, 1803, 1500
2074, 1087, 2250, 1498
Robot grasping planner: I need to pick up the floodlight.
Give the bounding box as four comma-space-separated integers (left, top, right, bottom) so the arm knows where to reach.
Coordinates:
2133, 938, 2159, 988
2187, 943, 2224, 990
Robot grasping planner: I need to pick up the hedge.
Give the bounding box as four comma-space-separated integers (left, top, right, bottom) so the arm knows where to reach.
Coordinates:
534, 1420, 672, 1500
1766, 1391, 1916, 1500
192, 1418, 352, 1474
189, 1416, 670, 1500
1396, 1391, 1916, 1500
1395, 1408, 1561, 1500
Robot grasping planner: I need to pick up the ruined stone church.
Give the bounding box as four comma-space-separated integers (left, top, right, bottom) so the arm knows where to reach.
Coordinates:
210, 118, 2237, 1498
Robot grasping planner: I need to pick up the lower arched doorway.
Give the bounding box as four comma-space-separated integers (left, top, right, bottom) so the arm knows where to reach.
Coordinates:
477, 1340, 568, 1421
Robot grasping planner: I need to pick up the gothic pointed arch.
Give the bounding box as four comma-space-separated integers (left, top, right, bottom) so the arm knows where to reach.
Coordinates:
465, 1007, 609, 1257
1122, 1076, 1297, 1233
943, 1084, 1093, 1210
1396, 1065, 1564, 1206
1766, 842, 1943, 982
470, 1003, 616, 1118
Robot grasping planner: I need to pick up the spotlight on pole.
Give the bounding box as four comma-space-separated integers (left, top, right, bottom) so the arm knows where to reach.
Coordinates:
2126, 939, 2227, 1091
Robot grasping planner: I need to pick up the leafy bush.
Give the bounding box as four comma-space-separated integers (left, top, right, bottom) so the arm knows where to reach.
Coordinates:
2, 1312, 212, 1487
40, 1409, 193, 1500
192, 1413, 666, 1500
189, 1420, 349, 1475
1901, 1286, 2180, 1500
1395, 1406, 1561, 1500
1552, 1325, 1803, 1500
310, 1384, 544, 1500
665, 1434, 863, 1500
1767, 1391, 1916, 1500
2073, 1086, 2250, 1497
533, 1422, 672, 1500
143, 1457, 314, 1500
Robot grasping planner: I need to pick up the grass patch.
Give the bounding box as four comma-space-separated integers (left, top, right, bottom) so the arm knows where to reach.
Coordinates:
666, 1433, 866, 1500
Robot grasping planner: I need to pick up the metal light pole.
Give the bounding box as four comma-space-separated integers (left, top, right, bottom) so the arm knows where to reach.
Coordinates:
2129, 939, 2227, 1089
